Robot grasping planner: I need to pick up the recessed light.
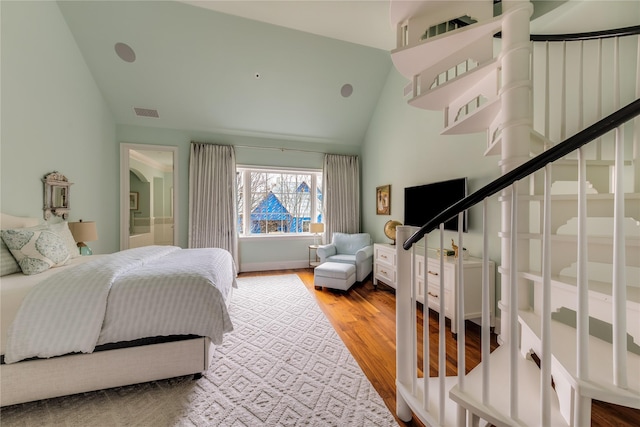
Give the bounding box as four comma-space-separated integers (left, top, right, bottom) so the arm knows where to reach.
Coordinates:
341, 83, 353, 98
115, 42, 136, 63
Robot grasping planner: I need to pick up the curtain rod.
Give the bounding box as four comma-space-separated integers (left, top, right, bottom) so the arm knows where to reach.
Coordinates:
233, 144, 327, 155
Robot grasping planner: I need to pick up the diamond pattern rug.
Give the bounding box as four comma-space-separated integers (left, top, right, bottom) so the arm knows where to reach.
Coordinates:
1, 274, 397, 426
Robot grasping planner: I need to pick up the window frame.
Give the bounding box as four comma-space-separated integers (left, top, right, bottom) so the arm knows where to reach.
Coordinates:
236, 165, 323, 239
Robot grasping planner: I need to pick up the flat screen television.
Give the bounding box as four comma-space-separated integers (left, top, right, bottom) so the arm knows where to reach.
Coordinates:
404, 177, 468, 232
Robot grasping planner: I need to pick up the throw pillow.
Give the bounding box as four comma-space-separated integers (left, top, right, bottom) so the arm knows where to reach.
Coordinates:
1, 228, 70, 275
47, 221, 80, 258
0, 239, 20, 276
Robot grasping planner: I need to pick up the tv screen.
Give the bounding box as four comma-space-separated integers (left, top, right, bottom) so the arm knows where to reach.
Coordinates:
404, 177, 468, 232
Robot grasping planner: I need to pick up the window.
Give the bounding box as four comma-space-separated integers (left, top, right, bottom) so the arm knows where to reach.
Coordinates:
237, 167, 323, 236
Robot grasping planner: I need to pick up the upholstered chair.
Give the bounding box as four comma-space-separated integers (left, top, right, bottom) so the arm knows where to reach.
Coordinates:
316, 232, 373, 282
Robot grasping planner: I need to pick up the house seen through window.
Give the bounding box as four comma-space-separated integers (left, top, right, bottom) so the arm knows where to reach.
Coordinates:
237, 167, 322, 236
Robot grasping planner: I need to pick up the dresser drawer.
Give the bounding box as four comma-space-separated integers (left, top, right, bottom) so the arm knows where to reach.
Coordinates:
375, 262, 396, 285
375, 245, 396, 267
425, 284, 452, 316
425, 258, 454, 288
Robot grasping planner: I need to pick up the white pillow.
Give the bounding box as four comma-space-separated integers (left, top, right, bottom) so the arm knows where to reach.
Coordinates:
1, 227, 70, 275
0, 213, 40, 229
47, 221, 80, 258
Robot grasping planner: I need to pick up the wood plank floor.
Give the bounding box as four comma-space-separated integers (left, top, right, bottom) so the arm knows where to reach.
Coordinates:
238, 269, 640, 426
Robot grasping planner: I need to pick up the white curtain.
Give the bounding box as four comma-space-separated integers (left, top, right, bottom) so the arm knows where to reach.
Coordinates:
188, 142, 238, 265
322, 154, 360, 239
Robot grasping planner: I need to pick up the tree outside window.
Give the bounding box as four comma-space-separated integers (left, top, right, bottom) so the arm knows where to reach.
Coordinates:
237, 168, 322, 236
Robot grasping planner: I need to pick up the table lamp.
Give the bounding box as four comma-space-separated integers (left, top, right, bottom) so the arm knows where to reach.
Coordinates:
68, 219, 98, 255
310, 222, 324, 246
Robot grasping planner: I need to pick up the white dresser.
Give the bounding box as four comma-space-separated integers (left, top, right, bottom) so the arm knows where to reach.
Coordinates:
373, 243, 397, 289
415, 253, 495, 335
374, 243, 495, 335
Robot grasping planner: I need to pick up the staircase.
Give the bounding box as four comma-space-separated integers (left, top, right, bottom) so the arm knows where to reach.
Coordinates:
390, 1, 640, 426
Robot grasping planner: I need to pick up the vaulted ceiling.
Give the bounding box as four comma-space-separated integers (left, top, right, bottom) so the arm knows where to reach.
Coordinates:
56, 1, 638, 148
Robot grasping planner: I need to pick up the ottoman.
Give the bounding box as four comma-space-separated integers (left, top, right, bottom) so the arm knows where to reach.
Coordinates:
314, 262, 356, 291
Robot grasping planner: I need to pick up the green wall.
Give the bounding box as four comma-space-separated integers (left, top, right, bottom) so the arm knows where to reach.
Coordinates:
1, 0, 118, 255
362, 67, 503, 260
360, 67, 504, 309
117, 124, 360, 271
0, 1, 504, 270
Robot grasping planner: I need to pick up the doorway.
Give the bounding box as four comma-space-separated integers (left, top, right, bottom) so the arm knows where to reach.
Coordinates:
120, 143, 178, 250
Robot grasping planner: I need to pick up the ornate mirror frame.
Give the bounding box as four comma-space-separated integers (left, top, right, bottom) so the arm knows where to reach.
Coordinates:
43, 171, 73, 219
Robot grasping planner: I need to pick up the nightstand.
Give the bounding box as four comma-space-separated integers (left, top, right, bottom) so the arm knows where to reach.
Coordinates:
308, 245, 320, 267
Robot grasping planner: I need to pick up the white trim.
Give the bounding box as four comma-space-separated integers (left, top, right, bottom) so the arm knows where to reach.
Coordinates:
239, 260, 310, 273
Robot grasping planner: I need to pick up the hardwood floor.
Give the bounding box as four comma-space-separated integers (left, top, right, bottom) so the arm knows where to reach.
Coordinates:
237, 269, 640, 426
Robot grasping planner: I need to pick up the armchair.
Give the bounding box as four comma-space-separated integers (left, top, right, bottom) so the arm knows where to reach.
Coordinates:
316, 232, 373, 282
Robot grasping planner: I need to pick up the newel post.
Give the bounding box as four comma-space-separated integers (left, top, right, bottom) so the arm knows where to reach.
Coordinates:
395, 225, 417, 421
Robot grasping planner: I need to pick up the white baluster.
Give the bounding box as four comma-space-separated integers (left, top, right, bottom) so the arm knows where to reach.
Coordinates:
482, 198, 490, 405
509, 182, 519, 419
439, 224, 446, 425
541, 164, 552, 426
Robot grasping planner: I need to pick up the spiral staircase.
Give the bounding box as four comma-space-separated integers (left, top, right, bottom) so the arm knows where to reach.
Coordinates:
390, 1, 639, 426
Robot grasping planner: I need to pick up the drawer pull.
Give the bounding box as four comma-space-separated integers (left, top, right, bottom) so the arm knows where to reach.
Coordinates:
380, 254, 387, 259
380, 270, 387, 275
428, 270, 439, 276
427, 291, 439, 298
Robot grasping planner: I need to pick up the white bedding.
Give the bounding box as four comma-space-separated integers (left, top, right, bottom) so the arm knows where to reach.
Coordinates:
2, 246, 236, 363
0, 255, 100, 355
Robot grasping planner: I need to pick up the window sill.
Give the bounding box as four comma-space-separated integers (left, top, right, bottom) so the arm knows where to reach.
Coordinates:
238, 233, 319, 242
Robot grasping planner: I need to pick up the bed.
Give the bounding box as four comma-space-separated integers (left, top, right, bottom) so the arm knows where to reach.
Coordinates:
0, 213, 236, 407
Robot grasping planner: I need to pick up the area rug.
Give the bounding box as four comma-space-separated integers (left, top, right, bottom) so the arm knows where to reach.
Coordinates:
0, 274, 397, 426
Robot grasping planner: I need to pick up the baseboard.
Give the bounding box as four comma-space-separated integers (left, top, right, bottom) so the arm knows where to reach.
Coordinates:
239, 260, 310, 273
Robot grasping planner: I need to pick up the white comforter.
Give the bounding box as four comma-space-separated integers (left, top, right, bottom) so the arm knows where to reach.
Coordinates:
4, 246, 236, 364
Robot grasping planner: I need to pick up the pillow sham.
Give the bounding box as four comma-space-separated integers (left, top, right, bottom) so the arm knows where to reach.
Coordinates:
0, 213, 40, 229
1, 228, 70, 275
47, 221, 80, 258
0, 239, 20, 276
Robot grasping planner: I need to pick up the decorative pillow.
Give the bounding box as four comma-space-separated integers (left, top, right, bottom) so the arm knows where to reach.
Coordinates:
1, 228, 70, 275
0, 239, 20, 276
47, 221, 80, 258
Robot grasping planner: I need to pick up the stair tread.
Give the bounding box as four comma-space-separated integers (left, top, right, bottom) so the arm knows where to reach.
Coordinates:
441, 97, 501, 135
520, 270, 640, 304
391, 16, 502, 78
409, 59, 500, 110
449, 345, 569, 426
519, 310, 640, 406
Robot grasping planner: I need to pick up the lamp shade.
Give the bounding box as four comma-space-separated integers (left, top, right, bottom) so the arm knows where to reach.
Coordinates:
68, 220, 98, 243
310, 223, 324, 234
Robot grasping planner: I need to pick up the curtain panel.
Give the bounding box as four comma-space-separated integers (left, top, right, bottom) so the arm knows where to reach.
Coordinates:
188, 142, 238, 265
322, 154, 360, 240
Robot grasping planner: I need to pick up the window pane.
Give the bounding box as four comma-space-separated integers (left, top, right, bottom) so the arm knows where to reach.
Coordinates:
239, 168, 321, 235
236, 172, 244, 234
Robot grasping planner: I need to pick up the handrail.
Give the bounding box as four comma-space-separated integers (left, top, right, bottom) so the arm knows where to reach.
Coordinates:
403, 97, 640, 249
529, 25, 640, 42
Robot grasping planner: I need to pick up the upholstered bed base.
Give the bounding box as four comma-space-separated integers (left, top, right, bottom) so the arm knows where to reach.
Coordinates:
0, 337, 214, 407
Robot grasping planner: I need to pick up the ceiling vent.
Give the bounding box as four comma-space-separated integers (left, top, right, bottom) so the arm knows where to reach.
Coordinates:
133, 107, 159, 118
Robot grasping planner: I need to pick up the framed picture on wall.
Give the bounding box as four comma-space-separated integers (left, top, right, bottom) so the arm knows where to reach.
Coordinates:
129, 192, 139, 210
376, 185, 391, 215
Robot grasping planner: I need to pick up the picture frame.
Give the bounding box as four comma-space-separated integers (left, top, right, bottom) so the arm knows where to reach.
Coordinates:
129, 192, 139, 210
376, 185, 391, 215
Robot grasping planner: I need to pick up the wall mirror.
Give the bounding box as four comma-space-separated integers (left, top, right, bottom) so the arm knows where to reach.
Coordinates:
120, 144, 178, 250
43, 171, 73, 219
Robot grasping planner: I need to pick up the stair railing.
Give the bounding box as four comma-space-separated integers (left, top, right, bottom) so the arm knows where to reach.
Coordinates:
403, 100, 640, 249
396, 22, 640, 426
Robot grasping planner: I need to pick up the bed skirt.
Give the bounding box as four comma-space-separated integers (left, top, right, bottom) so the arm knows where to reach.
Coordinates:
0, 337, 213, 407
